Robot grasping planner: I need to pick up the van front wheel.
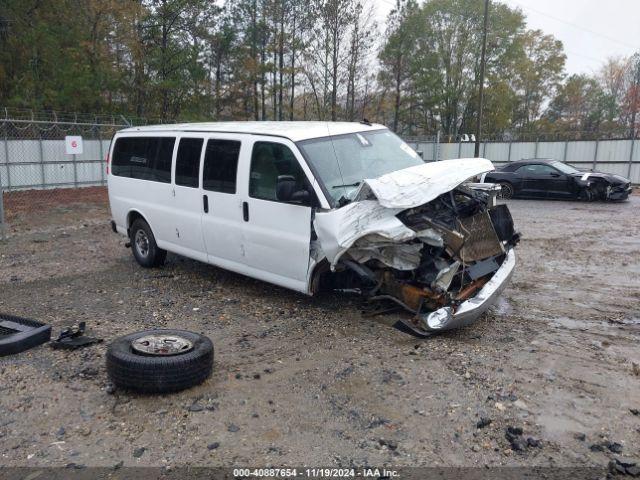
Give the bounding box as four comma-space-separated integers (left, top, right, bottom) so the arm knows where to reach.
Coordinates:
130, 218, 166, 268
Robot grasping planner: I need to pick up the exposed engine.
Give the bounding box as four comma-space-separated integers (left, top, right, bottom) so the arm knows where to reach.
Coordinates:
319, 185, 520, 336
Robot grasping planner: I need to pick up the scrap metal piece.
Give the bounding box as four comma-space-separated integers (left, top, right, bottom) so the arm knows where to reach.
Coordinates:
432, 260, 460, 292
51, 322, 103, 350
415, 227, 444, 247
392, 317, 433, 338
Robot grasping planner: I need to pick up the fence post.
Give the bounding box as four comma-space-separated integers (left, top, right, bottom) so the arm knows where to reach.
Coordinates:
432, 135, 436, 162
534, 139, 539, 158
4, 125, 10, 191
97, 126, 105, 185
435, 130, 440, 161
72, 153, 78, 188
0, 169, 5, 241
39, 129, 46, 188
0, 119, 6, 239
507, 139, 512, 162
629, 136, 636, 179
563, 140, 568, 162
593, 139, 599, 171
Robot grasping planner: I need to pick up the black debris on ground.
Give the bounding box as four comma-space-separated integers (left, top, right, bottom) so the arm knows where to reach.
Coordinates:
476, 417, 492, 429
378, 439, 398, 451
505, 426, 542, 452
132, 447, 146, 458
608, 457, 640, 476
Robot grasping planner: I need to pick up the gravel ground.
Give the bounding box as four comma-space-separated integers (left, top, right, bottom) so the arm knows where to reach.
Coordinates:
0, 192, 639, 469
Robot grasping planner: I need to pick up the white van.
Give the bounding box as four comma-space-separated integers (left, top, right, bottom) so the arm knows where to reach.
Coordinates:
107, 122, 518, 337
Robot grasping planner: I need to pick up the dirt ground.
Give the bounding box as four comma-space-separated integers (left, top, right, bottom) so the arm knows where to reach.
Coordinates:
0, 188, 639, 470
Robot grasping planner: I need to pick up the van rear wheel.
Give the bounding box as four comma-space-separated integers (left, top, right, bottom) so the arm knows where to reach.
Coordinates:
130, 218, 166, 268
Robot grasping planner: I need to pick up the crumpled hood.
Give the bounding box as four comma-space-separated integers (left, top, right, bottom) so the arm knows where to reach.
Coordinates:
353, 158, 494, 209
314, 158, 496, 268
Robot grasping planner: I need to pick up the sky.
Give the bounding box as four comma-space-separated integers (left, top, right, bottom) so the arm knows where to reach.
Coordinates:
372, 0, 640, 75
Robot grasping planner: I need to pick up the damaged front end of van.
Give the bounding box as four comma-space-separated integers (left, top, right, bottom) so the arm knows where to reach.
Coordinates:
312, 158, 519, 337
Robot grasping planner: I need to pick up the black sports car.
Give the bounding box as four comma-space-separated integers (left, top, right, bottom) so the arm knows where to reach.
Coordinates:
482, 159, 632, 201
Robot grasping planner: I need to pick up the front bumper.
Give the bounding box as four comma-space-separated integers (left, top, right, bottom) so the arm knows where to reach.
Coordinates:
608, 185, 632, 200
417, 248, 516, 332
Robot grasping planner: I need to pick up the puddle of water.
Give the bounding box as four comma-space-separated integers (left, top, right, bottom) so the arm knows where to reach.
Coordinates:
536, 412, 587, 441
551, 315, 640, 331
620, 317, 640, 326
551, 316, 590, 330
492, 297, 513, 316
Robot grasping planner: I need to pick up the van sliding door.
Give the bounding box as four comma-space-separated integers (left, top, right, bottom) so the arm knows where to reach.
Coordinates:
200, 137, 246, 269
167, 136, 207, 260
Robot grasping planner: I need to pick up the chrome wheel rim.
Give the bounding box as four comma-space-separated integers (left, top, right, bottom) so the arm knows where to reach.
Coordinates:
134, 229, 150, 258
499, 183, 513, 199
132, 334, 194, 356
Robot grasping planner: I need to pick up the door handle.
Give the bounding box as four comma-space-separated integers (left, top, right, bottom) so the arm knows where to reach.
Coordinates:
203, 194, 209, 213
242, 201, 249, 222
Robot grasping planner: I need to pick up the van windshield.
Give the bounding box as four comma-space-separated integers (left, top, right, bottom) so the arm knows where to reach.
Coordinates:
298, 129, 424, 204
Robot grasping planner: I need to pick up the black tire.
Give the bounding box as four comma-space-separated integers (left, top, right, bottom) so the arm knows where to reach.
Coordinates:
0, 313, 51, 357
498, 182, 514, 200
106, 329, 214, 393
578, 188, 595, 202
130, 218, 166, 268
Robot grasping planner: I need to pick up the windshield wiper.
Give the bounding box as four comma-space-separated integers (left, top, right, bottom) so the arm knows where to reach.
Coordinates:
332, 181, 361, 189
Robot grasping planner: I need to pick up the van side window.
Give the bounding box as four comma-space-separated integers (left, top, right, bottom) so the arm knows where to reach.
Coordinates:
112, 136, 175, 183
175, 138, 203, 188
202, 139, 240, 194
249, 142, 307, 202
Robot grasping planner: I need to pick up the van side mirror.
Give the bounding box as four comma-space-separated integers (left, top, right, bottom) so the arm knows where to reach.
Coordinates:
276, 175, 311, 205
291, 189, 310, 204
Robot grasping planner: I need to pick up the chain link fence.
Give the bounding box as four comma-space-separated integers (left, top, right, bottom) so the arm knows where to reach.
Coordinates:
1, 112, 638, 240
0, 111, 133, 239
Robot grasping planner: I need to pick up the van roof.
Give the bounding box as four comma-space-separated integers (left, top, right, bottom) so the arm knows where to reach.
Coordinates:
118, 121, 387, 142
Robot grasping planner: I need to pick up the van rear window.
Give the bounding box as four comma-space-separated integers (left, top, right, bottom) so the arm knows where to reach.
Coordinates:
111, 137, 175, 183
